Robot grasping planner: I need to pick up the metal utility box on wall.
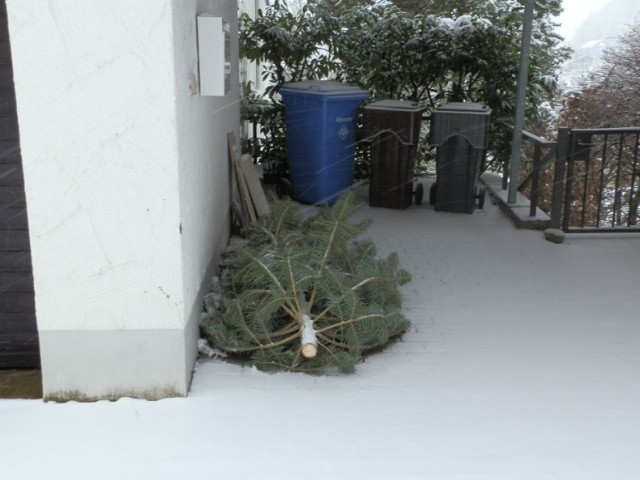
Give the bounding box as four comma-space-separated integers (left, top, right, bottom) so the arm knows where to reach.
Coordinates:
197, 15, 230, 96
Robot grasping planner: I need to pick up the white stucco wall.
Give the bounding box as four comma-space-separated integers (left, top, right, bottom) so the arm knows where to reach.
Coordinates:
6, 0, 239, 400
172, 0, 240, 388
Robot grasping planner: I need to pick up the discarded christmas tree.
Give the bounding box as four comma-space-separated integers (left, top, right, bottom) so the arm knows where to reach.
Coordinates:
200, 192, 411, 373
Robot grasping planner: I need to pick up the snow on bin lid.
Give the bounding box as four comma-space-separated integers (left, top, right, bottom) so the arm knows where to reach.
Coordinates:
430, 102, 491, 149
364, 100, 426, 112
434, 102, 491, 114
280, 80, 369, 96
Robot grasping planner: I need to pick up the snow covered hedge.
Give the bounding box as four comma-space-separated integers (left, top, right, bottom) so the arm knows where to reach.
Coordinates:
241, 0, 570, 178
200, 193, 411, 373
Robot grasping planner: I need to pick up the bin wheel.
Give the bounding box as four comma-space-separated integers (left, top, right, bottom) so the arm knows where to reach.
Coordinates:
429, 184, 437, 205
477, 186, 486, 209
276, 178, 292, 199
414, 183, 424, 206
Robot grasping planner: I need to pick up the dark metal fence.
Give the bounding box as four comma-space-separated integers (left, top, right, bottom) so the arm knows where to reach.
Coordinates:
520, 127, 640, 234
519, 130, 557, 218
247, 117, 640, 233
554, 127, 640, 233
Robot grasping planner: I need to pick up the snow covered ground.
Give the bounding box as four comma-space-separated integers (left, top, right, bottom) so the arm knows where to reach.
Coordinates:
2, 189, 640, 480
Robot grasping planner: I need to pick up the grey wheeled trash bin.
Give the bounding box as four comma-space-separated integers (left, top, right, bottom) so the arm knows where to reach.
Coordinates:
363, 100, 426, 209
429, 103, 491, 213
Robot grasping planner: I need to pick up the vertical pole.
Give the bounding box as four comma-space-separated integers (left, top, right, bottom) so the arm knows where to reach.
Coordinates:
551, 128, 571, 230
253, 120, 258, 163
507, 0, 535, 204
529, 143, 541, 217
629, 134, 639, 226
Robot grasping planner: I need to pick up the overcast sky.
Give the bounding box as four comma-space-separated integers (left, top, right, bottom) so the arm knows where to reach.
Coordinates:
556, 0, 610, 40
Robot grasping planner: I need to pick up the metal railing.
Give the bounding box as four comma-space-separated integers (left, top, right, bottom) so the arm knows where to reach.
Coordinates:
556, 127, 640, 233
519, 130, 557, 218
518, 126, 640, 233
247, 118, 640, 234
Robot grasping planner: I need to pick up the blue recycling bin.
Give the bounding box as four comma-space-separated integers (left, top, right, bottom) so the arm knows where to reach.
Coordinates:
280, 80, 370, 204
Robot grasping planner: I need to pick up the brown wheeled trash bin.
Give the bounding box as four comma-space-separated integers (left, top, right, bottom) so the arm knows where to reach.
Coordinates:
363, 100, 426, 209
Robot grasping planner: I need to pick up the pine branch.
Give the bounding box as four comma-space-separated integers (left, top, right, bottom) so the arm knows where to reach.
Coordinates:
247, 253, 288, 299
321, 195, 352, 266
312, 275, 380, 323
314, 312, 395, 336
232, 299, 264, 348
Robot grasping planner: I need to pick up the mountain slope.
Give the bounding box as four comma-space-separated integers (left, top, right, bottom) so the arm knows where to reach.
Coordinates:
560, 0, 640, 88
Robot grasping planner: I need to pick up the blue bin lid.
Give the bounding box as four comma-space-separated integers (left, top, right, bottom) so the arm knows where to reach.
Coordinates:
280, 80, 369, 97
